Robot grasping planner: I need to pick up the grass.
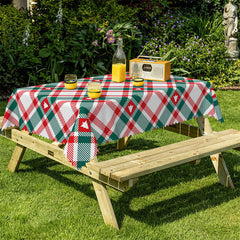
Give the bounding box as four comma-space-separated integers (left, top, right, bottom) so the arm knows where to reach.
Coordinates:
0, 91, 240, 240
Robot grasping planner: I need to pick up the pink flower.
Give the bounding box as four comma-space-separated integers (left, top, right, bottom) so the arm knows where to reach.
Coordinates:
98, 28, 101, 31
106, 29, 113, 36
107, 36, 115, 43
91, 40, 98, 46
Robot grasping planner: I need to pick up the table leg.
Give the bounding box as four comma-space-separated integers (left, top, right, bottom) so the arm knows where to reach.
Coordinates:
8, 143, 26, 172
196, 116, 234, 188
117, 136, 131, 150
92, 179, 119, 230
90, 156, 119, 229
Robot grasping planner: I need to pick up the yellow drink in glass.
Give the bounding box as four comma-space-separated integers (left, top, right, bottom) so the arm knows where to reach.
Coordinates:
88, 89, 101, 99
112, 63, 126, 82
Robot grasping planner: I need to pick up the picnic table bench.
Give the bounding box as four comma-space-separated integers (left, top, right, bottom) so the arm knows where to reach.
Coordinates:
1, 115, 240, 229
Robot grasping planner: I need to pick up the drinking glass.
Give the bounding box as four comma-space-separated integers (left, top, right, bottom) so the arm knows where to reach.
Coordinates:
64, 74, 77, 89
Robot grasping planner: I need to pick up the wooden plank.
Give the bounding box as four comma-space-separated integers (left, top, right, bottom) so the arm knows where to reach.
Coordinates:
8, 144, 27, 172
113, 141, 240, 182
91, 130, 239, 178
88, 129, 233, 172
0, 116, 4, 128
100, 130, 237, 174
112, 135, 240, 182
92, 179, 119, 230
165, 122, 203, 165
114, 122, 201, 162
196, 115, 212, 135
197, 116, 235, 188
10, 129, 71, 166
164, 122, 202, 138
4, 128, 132, 191
7, 130, 31, 172
210, 153, 234, 188
87, 167, 133, 192
94, 130, 240, 182
116, 136, 131, 150
90, 154, 119, 229
52, 141, 65, 148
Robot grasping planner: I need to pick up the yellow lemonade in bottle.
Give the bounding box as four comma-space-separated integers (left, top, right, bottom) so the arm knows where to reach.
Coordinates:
112, 37, 126, 82
112, 63, 126, 82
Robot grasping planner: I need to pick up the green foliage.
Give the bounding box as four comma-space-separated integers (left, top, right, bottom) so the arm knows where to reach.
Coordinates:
0, 28, 42, 88
208, 59, 240, 88
0, 1, 240, 93
171, 0, 226, 15
147, 10, 191, 44
0, 1, 142, 92
144, 34, 233, 86
186, 12, 225, 42
64, 23, 110, 77
134, 0, 169, 41
0, 6, 42, 94
30, 0, 142, 79
138, 0, 169, 20
38, 24, 65, 82
98, 22, 143, 66
229, 59, 240, 84
176, 36, 227, 78
64, 22, 142, 77
145, 9, 224, 44
0, 5, 27, 45
33, 0, 138, 29
142, 9, 238, 88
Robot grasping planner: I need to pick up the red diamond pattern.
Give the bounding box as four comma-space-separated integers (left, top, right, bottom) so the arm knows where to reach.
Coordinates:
125, 100, 136, 116
41, 98, 51, 113
78, 118, 91, 132
171, 91, 181, 105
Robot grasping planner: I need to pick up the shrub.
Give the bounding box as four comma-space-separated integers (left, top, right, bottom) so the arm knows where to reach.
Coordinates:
141, 9, 236, 88
32, 0, 138, 32
0, 5, 27, 46
0, 1, 239, 95
146, 10, 191, 44
143, 8, 224, 45
38, 21, 65, 82
175, 36, 227, 78
32, 0, 142, 80
185, 12, 225, 42
0, 6, 42, 94
64, 22, 142, 77
143, 35, 231, 85
207, 59, 240, 89
63, 23, 110, 78
170, 0, 226, 16
97, 22, 142, 66
0, 1, 142, 93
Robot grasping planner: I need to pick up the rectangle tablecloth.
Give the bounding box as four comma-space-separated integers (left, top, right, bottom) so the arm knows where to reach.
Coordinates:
1, 74, 223, 169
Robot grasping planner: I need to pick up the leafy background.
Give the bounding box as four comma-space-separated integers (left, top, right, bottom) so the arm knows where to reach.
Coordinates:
0, 0, 240, 96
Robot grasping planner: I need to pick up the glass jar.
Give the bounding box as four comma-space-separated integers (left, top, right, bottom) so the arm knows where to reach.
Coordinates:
112, 37, 126, 82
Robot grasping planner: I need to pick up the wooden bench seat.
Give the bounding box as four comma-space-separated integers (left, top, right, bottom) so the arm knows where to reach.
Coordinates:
87, 129, 240, 183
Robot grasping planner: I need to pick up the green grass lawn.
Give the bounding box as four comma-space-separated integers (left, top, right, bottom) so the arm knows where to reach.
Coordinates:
1, 91, 240, 240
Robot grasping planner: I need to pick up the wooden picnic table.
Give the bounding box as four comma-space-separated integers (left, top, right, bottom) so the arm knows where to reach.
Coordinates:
1, 74, 240, 229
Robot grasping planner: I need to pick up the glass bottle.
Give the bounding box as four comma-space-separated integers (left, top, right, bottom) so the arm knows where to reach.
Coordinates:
112, 37, 126, 82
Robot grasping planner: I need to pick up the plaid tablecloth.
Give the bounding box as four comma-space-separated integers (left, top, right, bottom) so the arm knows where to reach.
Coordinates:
1, 74, 223, 169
